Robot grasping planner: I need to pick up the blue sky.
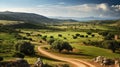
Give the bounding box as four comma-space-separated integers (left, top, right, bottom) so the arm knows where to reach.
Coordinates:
0, 0, 120, 18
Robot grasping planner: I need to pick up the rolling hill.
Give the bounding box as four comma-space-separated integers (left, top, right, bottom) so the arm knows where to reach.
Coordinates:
0, 11, 57, 24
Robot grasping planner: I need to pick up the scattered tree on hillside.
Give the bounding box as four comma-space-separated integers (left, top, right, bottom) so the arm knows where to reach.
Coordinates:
47, 38, 55, 45
58, 34, 62, 37
41, 35, 47, 41
75, 33, 80, 36
91, 34, 95, 37
15, 41, 35, 55
51, 40, 73, 52
50, 36, 54, 38
87, 32, 92, 35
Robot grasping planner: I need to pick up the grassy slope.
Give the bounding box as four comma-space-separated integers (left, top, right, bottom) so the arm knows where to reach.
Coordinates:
71, 44, 120, 59
0, 33, 16, 40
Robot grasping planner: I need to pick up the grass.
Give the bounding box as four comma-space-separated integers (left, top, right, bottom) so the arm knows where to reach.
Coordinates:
20, 30, 103, 43
1, 22, 120, 66
42, 44, 120, 60
0, 33, 16, 41
71, 44, 120, 59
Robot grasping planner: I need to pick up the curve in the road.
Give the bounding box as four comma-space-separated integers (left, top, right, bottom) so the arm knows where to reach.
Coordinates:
38, 46, 96, 67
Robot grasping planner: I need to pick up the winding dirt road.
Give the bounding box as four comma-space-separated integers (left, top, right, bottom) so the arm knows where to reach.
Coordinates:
38, 45, 96, 67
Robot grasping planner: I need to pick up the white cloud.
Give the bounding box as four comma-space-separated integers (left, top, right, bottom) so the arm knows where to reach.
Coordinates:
0, 3, 120, 18
97, 3, 109, 11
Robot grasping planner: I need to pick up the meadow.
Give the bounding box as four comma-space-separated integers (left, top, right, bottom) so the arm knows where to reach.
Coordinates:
0, 20, 120, 66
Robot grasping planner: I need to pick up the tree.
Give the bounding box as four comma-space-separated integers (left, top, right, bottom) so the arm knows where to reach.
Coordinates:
51, 40, 73, 52
75, 33, 80, 36
41, 35, 47, 41
87, 32, 92, 35
72, 36, 77, 39
91, 34, 95, 37
50, 36, 54, 38
47, 38, 55, 45
15, 41, 35, 55
104, 33, 114, 40
102, 40, 119, 53
80, 35, 84, 37
58, 34, 62, 37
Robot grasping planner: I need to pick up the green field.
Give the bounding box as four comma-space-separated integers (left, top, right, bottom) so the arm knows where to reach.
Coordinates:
0, 20, 120, 66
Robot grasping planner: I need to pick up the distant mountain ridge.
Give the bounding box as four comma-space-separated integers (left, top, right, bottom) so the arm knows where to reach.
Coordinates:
49, 16, 120, 21
0, 11, 57, 24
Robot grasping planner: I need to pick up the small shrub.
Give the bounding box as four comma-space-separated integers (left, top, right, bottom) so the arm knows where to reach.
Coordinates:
40, 40, 42, 43
80, 35, 84, 37
64, 37, 67, 39
75, 33, 80, 36
42, 36, 47, 41
58, 34, 62, 37
50, 36, 54, 38
91, 34, 95, 37
73, 36, 77, 39
86, 35, 88, 38
87, 32, 92, 35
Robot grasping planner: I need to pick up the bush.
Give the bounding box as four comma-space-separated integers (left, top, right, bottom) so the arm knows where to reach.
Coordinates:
0, 57, 3, 61
12, 52, 25, 58
72, 36, 77, 39
40, 40, 42, 43
51, 40, 73, 52
15, 41, 35, 55
86, 35, 88, 38
91, 34, 95, 37
64, 37, 67, 39
75, 33, 80, 36
87, 32, 92, 35
80, 35, 84, 37
42, 36, 47, 41
50, 36, 54, 38
58, 34, 62, 37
